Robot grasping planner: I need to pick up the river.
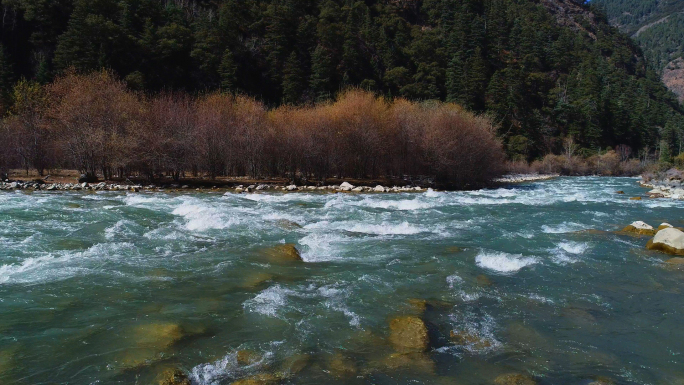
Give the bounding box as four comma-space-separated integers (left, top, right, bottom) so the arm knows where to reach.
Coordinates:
0, 177, 683, 384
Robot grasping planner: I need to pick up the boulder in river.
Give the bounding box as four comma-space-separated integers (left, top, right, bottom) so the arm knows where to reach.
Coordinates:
133, 322, 186, 349
646, 227, 684, 255
657, 223, 673, 231
616, 191, 624, 194
621, 221, 655, 236
263, 244, 302, 262
388, 315, 429, 352
493, 373, 537, 385
157, 368, 191, 385
450, 329, 493, 351
629, 197, 642, 201
374, 185, 386, 192
339, 182, 354, 191
236, 350, 261, 366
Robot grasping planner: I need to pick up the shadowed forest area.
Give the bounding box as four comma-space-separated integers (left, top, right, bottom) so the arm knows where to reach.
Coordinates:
0, 0, 683, 160
0, 71, 505, 188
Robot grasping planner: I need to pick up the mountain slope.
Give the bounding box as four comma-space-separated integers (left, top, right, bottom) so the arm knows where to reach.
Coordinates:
593, 0, 684, 102
0, 0, 682, 159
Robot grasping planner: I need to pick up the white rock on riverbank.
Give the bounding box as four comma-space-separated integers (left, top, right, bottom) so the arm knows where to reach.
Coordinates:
493, 174, 559, 183
0, 180, 425, 194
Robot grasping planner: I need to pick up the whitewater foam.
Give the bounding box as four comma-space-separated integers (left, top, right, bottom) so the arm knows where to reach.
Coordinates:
172, 201, 240, 231
475, 251, 539, 273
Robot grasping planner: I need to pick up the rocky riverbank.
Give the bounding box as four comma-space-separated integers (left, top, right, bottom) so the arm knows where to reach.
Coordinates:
0, 180, 427, 193
493, 174, 559, 183
640, 168, 684, 200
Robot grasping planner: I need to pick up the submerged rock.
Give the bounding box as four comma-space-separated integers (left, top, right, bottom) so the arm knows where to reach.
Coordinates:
328, 353, 357, 378
157, 368, 191, 385
133, 322, 186, 349
621, 221, 655, 236
231, 373, 280, 385
236, 350, 261, 366
646, 227, 684, 255
278, 354, 310, 376
629, 196, 642, 201
388, 315, 429, 352
493, 373, 537, 385
407, 298, 428, 314
240, 272, 275, 289
263, 244, 302, 262
588, 377, 616, 385
275, 219, 302, 230
379, 352, 435, 374
666, 257, 684, 265
476, 274, 493, 287
616, 190, 624, 194
450, 329, 493, 350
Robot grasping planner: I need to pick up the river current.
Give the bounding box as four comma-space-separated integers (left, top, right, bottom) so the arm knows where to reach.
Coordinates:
1, 177, 683, 384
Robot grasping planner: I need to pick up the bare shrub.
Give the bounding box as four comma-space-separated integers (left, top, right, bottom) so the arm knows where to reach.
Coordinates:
47, 70, 139, 180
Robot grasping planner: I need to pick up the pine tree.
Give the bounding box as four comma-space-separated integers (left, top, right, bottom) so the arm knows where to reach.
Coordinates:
282, 51, 305, 104
0, 44, 15, 113
219, 49, 238, 93
53, 0, 98, 72
310, 45, 334, 102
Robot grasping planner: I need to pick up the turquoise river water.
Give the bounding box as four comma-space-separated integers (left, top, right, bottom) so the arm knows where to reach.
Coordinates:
1, 177, 683, 385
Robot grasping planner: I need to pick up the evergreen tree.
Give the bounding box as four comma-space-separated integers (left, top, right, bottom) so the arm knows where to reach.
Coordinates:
282, 51, 306, 104
219, 50, 239, 93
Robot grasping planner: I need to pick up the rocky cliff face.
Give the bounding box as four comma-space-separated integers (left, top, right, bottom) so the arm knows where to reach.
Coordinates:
540, 0, 600, 39
663, 58, 684, 103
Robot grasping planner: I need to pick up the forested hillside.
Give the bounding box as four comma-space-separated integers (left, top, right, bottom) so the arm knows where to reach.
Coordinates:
0, 0, 683, 161
593, 0, 684, 103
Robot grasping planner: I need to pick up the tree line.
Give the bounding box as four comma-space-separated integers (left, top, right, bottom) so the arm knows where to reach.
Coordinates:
0, 71, 504, 188
0, 0, 683, 160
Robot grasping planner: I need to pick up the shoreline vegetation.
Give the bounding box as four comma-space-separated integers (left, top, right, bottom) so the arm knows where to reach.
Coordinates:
0, 71, 658, 192
1, 71, 506, 191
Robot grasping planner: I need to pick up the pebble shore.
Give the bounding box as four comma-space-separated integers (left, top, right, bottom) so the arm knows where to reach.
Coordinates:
0, 180, 426, 193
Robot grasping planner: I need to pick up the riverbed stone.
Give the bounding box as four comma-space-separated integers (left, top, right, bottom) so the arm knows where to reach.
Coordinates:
328, 353, 357, 377
379, 352, 435, 374
450, 330, 493, 350
231, 373, 280, 385
657, 223, 674, 232
621, 221, 655, 236
646, 227, 684, 255
240, 273, 275, 289
157, 368, 191, 385
278, 354, 310, 376
388, 315, 429, 352
133, 322, 186, 348
237, 350, 261, 366
263, 244, 302, 262
476, 274, 493, 287
493, 373, 537, 385
588, 377, 615, 385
